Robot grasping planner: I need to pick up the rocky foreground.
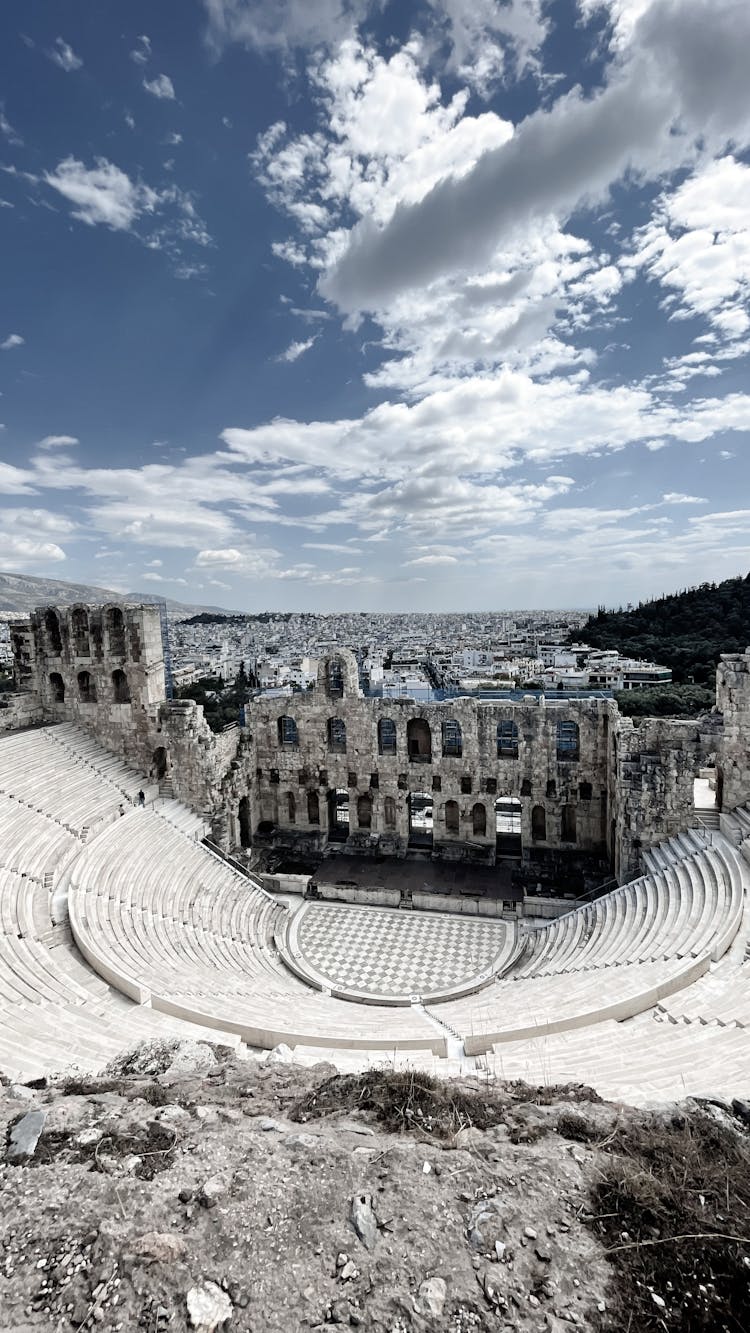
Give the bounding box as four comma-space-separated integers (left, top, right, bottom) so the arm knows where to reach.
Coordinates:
1, 1041, 749, 1333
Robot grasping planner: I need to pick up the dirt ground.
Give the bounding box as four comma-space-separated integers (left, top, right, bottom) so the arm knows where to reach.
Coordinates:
1, 1040, 748, 1333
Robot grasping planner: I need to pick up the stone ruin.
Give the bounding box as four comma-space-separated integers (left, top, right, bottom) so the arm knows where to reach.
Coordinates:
3, 600, 750, 888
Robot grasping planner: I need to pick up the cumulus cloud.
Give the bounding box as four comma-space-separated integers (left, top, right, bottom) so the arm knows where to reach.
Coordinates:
44, 157, 159, 230
0, 333, 24, 350
628, 156, 750, 340
143, 73, 176, 100
42, 157, 211, 269
320, 0, 750, 314
204, 0, 369, 54
48, 37, 83, 72
426, 0, 549, 94
0, 534, 66, 569
276, 335, 317, 362
37, 434, 78, 448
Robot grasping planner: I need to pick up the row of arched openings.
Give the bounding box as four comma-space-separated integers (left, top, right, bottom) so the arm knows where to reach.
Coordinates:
44, 606, 128, 659
276, 714, 579, 760
49, 669, 131, 704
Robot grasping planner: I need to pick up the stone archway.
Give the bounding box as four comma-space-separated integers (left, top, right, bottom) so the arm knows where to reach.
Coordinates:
152, 746, 169, 781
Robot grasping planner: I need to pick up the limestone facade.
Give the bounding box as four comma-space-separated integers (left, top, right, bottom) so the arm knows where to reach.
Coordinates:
9, 604, 750, 889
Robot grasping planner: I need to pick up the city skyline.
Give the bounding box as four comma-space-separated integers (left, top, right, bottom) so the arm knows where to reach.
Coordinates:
1, 0, 749, 612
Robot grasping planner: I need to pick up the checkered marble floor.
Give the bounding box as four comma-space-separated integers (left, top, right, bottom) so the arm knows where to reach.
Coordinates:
295, 902, 509, 998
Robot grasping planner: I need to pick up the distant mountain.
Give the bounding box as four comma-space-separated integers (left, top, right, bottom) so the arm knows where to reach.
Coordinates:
573, 573, 750, 684
0, 572, 229, 618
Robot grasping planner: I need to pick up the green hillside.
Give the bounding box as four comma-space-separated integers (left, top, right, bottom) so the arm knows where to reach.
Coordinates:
574, 573, 750, 685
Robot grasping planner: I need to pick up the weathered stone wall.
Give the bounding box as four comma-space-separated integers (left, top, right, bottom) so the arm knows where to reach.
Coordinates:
716, 649, 750, 810
8, 603, 248, 841
250, 652, 612, 867
0, 690, 43, 734
612, 716, 704, 882
9, 606, 750, 886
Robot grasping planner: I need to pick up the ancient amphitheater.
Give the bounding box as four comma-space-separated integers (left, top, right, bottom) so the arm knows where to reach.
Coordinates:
2, 601, 750, 1106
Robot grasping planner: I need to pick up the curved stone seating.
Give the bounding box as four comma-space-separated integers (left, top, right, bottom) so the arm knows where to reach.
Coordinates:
67, 811, 446, 1054
2, 721, 750, 1095
483, 1011, 750, 1106
430, 834, 745, 1053
511, 837, 742, 977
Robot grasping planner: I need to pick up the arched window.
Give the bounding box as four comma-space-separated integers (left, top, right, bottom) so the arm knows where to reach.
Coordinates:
472, 802, 487, 836
107, 606, 126, 656
238, 795, 251, 847
327, 717, 346, 753
49, 671, 65, 703
357, 793, 372, 829
445, 799, 459, 834
326, 656, 345, 699
45, 610, 62, 656
112, 668, 131, 704
77, 670, 96, 703
407, 718, 431, 762
307, 790, 320, 825
287, 791, 296, 823
278, 715, 299, 748
561, 804, 577, 843
531, 805, 547, 841
71, 607, 90, 656
497, 719, 519, 759
378, 717, 397, 755
384, 795, 396, 829
442, 718, 462, 757
556, 719, 580, 761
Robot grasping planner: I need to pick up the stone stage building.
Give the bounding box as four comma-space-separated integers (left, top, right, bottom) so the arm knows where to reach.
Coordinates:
4, 602, 749, 888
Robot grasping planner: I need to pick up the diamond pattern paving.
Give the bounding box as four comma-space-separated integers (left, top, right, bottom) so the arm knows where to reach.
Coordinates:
295, 902, 509, 998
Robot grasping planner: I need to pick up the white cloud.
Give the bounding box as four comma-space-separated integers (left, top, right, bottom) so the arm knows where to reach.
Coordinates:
406, 553, 459, 566
204, 0, 369, 54
48, 37, 83, 72
43, 158, 211, 267
0, 109, 23, 147
45, 157, 159, 230
2, 508, 77, 535
320, 0, 750, 314
0, 534, 66, 569
0, 333, 24, 351
276, 335, 317, 362
37, 433, 78, 449
426, 0, 549, 94
143, 73, 176, 100
629, 156, 750, 340
130, 35, 152, 65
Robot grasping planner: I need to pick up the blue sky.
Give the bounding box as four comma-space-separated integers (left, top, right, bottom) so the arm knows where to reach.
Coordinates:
1, 0, 749, 611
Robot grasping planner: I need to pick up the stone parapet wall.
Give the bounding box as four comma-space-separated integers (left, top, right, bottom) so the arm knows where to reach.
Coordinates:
0, 690, 44, 733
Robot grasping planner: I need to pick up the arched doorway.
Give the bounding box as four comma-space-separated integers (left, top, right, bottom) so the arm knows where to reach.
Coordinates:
238, 795, 251, 848
77, 670, 96, 703
152, 746, 168, 781
407, 719, 431, 762
496, 796, 522, 858
112, 668, 131, 703
408, 791, 433, 847
327, 788, 349, 842
472, 802, 487, 836
49, 671, 65, 703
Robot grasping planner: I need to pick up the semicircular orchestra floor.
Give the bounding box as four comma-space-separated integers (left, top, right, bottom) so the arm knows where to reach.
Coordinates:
287, 901, 510, 1001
